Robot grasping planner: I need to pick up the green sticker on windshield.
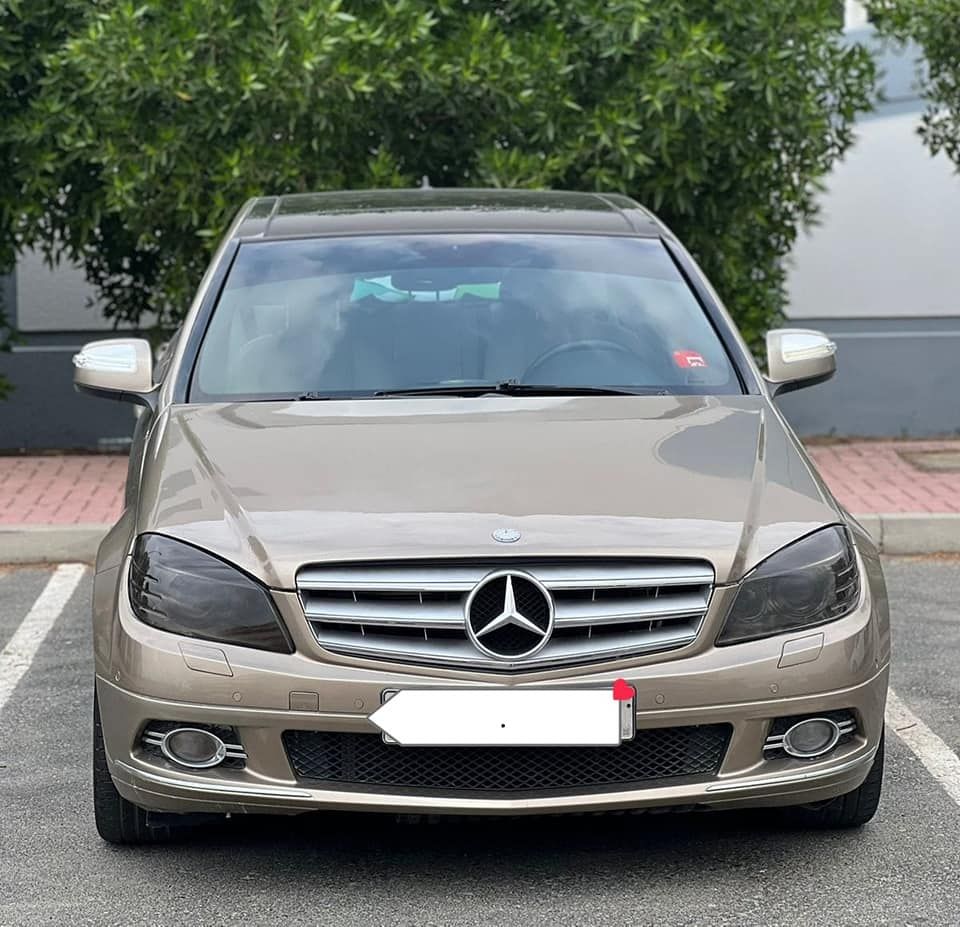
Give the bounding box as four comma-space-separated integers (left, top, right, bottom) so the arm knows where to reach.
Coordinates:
351, 276, 501, 303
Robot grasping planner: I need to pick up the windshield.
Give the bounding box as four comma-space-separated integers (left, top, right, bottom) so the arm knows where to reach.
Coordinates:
190, 234, 740, 401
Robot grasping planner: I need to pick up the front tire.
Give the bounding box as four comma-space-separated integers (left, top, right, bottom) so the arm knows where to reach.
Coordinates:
782, 734, 884, 829
93, 688, 173, 844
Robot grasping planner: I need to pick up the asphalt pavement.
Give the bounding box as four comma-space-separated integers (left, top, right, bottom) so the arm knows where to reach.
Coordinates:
1, 557, 959, 926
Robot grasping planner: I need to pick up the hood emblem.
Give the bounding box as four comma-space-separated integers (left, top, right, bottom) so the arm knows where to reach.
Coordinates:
464, 571, 554, 660
492, 527, 521, 544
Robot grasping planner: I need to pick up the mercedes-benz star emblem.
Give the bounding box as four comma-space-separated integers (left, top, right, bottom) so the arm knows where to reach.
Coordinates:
465, 571, 554, 660
492, 527, 521, 544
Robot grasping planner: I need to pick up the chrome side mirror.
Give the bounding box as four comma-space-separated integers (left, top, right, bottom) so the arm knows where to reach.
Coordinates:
765, 328, 837, 397
73, 338, 155, 406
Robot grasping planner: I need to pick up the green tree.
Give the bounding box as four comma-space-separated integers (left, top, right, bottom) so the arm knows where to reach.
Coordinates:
0, 0, 99, 397
867, 1, 960, 166
4, 0, 874, 364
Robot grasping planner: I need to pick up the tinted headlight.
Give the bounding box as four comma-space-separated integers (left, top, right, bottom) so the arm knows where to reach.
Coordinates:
717, 526, 860, 646
128, 534, 294, 653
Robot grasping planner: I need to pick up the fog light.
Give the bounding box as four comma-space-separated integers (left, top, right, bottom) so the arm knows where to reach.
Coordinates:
160, 727, 227, 769
782, 718, 841, 759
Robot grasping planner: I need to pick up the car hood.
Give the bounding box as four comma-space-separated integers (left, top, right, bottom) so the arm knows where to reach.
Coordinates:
137, 395, 841, 589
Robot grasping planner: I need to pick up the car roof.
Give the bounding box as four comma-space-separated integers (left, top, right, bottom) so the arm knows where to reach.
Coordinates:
234, 188, 665, 240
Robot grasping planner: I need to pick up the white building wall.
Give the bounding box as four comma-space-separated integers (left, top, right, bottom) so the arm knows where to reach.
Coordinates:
14, 248, 106, 332
780, 23, 960, 436
787, 103, 960, 320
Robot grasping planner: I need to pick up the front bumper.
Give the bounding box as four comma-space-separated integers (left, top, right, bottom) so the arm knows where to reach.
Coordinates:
97, 664, 888, 816
96, 550, 889, 817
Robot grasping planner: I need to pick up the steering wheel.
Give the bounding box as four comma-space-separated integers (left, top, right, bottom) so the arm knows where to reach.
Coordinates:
520, 339, 653, 385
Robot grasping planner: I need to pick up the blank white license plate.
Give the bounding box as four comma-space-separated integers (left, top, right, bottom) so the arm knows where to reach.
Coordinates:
369, 688, 635, 747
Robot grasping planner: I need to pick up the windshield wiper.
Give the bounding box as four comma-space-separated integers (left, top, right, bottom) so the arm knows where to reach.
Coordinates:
294, 391, 370, 401
372, 381, 665, 398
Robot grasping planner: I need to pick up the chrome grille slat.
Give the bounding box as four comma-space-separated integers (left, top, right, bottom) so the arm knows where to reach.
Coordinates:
298, 558, 714, 671
298, 564, 481, 593
302, 591, 710, 629
554, 591, 710, 627
297, 561, 714, 593
302, 597, 464, 627
536, 563, 713, 589
311, 623, 702, 669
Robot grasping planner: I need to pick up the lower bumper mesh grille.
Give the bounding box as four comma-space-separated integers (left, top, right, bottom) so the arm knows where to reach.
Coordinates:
282, 725, 731, 793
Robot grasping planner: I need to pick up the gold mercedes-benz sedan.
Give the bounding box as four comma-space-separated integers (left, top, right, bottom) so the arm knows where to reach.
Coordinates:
75, 189, 889, 844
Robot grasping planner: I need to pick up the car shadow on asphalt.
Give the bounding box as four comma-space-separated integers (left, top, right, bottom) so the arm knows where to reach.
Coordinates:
116, 806, 870, 869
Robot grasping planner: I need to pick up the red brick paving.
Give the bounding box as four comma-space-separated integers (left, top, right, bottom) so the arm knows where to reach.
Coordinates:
0, 455, 127, 526
807, 441, 960, 515
0, 442, 959, 526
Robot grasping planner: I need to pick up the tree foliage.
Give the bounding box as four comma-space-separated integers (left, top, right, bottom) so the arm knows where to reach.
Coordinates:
868, 1, 960, 166
0, 0, 101, 396
2, 0, 874, 365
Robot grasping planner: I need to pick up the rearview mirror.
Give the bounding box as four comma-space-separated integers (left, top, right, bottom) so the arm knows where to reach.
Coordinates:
73, 338, 155, 407
765, 328, 836, 397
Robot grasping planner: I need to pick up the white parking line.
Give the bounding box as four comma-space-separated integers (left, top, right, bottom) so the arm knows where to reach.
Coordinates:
887, 688, 960, 807
0, 563, 86, 715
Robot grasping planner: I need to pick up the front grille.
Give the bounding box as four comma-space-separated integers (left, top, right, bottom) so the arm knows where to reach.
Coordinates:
282, 725, 731, 793
297, 558, 714, 670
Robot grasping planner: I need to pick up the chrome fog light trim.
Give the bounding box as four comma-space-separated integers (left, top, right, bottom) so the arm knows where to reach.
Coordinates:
159, 727, 228, 769
763, 713, 856, 760
780, 718, 841, 759
142, 722, 248, 769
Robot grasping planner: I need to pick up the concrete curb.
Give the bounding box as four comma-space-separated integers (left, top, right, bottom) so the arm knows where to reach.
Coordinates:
0, 514, 958, 564
0, 524, 109, 564
854, 513, 960, 555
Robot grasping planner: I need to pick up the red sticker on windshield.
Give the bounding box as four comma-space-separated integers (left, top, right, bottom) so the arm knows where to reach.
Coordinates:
673, 350, 707, 369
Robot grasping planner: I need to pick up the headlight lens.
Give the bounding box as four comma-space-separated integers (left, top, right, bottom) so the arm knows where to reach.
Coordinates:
717, 526, 860, 646
128, 534, 293, 653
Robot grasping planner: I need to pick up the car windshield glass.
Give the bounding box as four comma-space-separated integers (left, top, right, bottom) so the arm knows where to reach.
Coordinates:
190, 234, 740, 401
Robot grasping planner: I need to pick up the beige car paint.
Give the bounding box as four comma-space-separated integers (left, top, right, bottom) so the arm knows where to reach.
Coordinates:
87, 389, 890, 815
130, 395, 840, 589
78, 190, 890, 820
72, 338, 154, 397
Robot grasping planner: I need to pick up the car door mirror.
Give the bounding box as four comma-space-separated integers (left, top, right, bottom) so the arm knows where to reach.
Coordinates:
765, 328, 837, 396
73, 338, 156, 407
